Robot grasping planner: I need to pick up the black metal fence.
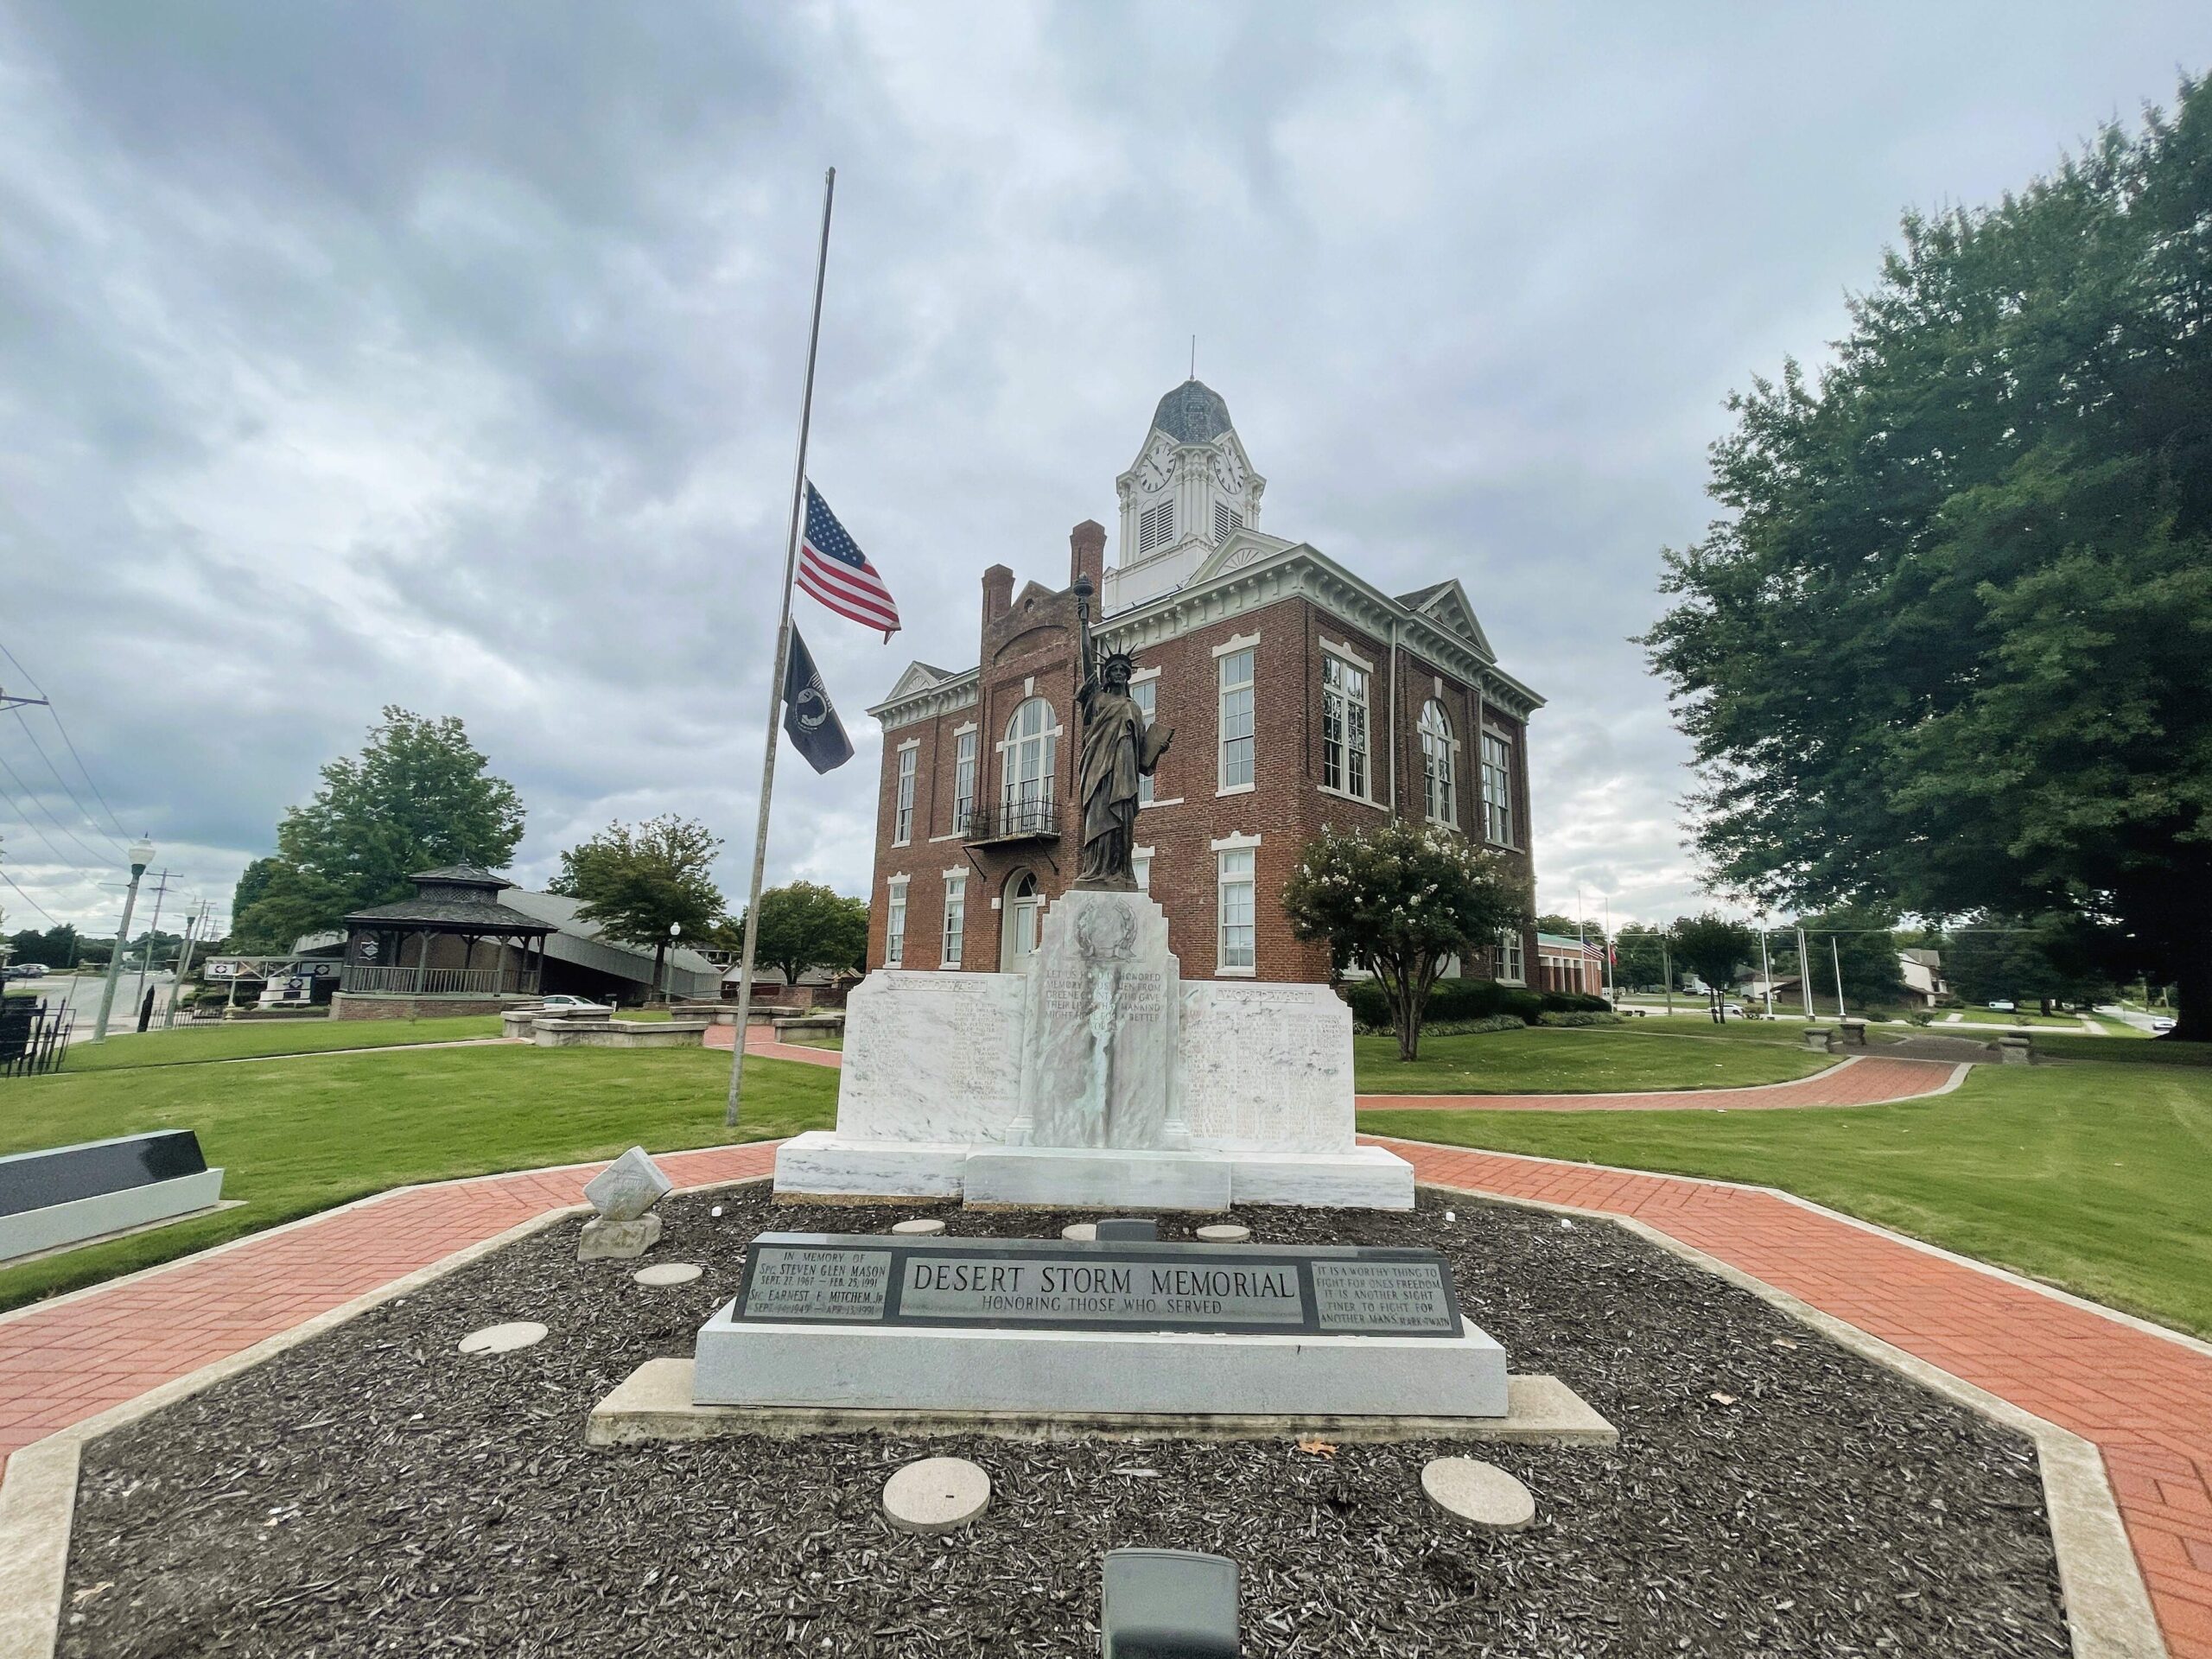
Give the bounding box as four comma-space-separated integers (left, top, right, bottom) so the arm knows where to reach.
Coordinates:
0, 995, 73, 1078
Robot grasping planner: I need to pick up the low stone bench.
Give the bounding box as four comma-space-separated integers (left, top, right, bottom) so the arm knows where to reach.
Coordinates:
531, 1018, 710, 1050
1998, 1034, 2034, 1065
1838, 1018, 1869, 1048
1802, 1027, 1839, 1053
772, 1015, 844, 1040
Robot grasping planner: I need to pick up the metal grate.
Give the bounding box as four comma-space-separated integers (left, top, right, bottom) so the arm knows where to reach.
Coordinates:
0, 996, 73, 1078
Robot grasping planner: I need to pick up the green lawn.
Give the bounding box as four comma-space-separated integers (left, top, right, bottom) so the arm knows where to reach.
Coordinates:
1362, 1058, 2212, 1338
62, 1015, 504, 1071
0, 1044, 836, 1312
1354, 1021, 1830, 1094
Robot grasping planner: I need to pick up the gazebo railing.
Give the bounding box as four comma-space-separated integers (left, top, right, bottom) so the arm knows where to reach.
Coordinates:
341, 964, 535, 995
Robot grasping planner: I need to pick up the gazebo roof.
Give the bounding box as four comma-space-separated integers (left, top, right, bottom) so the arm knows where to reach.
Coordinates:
341, 893, 550, 933
410, 863, 505, 885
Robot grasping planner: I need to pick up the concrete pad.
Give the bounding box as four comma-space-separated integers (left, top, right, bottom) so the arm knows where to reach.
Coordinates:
632, 1262, 702, 1287
882, 1457, 990, 1533
588, 1360, 1616, 1446
890, 1218, 946, 1236
458, 1320, 547, 1355
1195, 1224, 1251, 1244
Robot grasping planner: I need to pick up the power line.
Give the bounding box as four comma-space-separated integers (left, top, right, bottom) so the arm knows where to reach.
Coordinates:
0, 868, 62, 928
0, 637, 130, 837
0, 756, 115, 870
8, 709, 126, 855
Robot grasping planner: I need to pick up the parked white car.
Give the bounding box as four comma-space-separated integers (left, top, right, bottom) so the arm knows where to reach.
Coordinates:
2151, 1016, 2176, 1033
537, 995, 611, 1013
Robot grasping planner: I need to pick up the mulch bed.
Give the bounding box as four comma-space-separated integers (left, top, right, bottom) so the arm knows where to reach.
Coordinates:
61, 1185, 2068, 1657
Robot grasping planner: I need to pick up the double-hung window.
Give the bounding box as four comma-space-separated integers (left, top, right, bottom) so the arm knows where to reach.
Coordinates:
1321, 654, 1370, 798
1420, 701, 1456, 826
893, 747, 917, 845
1218, 649, 1255, 791
952, 730, 977, 834
1130, 677, 1157, 805
941, 874, 965, 968
1217, 847, 1255, 972
1495, 928, 1524, 984
1481, 731, 1515, 846
885, 879, 908, 966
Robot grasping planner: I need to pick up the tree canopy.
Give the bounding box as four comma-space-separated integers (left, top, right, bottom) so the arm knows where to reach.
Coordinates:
1282, 820, 1528, 1060
1669, 912, 1753, 1020
551, 815, 725, 994
1643, 79, 2212, 1039
725, 881, 869, 986
232, 709, 525, 949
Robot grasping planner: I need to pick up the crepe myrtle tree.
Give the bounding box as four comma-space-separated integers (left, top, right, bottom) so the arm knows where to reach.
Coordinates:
1282, 820, 1528, 1062
1670, 912, 1755, 1023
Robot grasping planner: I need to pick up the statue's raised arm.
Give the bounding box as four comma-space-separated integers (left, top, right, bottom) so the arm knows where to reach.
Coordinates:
1071, 583, 1173, 890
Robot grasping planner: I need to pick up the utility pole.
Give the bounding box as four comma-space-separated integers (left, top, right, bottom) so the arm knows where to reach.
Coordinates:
1796, 926, 1815, 1019
92, 837, 156, 1043
1831, 934, 1848, 1020
131, 868, 172, 1029
163, 902, 207, 1029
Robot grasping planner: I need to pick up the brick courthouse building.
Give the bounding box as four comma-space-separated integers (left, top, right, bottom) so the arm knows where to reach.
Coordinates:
862, 381, 1545, 985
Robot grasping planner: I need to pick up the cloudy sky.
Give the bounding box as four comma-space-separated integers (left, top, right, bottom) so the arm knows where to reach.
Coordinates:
1, 3, 2200, 942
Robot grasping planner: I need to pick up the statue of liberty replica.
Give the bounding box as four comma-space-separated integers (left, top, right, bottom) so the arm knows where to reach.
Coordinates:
1071, 575, 1173, 891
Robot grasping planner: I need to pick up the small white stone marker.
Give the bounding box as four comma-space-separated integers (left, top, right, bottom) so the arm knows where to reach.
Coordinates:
1061, 1222, 1097, 1242
892, 1217, 947, 1236
1421, 1458, 1535, 1530
882, 1457, 990, 1534
1195, 1224, 1251, 1243
458, 1321, 547, 1356
632, 1262, 702, 1287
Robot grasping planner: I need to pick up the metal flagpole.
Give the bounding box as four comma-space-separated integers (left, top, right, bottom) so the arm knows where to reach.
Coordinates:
1796, 925, 1815, 1019
1831, 934, 1848, 1020
727, 167, 836, 1131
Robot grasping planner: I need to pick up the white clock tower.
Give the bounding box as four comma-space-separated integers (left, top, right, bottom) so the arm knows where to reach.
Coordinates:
1104, 378, 1265, 612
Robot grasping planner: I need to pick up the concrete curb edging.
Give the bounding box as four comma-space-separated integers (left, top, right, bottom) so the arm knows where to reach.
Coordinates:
1420, 1176, 2168, 1659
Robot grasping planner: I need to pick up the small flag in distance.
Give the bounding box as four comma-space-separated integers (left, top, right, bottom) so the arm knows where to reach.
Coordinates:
798, 482, 900, 639
781, 626, 854, 774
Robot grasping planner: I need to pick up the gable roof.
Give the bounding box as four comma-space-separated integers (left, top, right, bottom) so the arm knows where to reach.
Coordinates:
1395, 578, 1493, 657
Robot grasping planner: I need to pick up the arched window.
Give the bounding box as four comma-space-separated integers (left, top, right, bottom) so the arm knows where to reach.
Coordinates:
1001, 697, 1058, 835
1419, 700, 1457, 826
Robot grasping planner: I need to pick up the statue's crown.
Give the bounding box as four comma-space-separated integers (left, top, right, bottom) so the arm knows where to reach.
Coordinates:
1100, 649, 1137, 677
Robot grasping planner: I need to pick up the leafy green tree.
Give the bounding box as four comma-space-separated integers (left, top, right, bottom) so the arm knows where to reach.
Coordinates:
233, 709, 524, 949
1793, 906, 1907, 1014
1944, 913, 2107, 1013
1282, 820, 1528, 1060
725, 881, 869, 986
1670, 912, 1754, 1021
1643, 79, 2212, 1039
552, 815, 725, 996
1612, 923, 1672, 992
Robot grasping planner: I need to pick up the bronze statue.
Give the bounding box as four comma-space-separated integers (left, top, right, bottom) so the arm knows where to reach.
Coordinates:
1071, 577, 1172, 889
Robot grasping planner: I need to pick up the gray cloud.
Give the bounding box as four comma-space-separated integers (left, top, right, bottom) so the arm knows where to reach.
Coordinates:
0, 1, 2198, 940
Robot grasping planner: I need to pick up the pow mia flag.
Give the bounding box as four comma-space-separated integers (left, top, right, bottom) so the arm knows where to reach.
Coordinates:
781, 626, 854, 773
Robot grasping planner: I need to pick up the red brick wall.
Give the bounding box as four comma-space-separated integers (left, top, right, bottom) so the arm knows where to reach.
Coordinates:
865, 575, 1541, 987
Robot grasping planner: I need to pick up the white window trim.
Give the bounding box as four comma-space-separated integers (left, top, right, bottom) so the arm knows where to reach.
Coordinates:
1128, 664, 1162, 685
1319, 636, 1375, 673
1210, 831, 1262, 851
892, 745, 918, 848
1214, 839, 1259, 978
1493, 926, 1525, 987
1420, 700, 1460, 829
951, 721, 977, 736
1211, 630, 1261, 658
939, 869, 967, 969
1131, 842, 1154, 894
927, 831, 964, 843
1317, 783, 1386, 810
885, 874, 911, 967
1140, 796, 1185, 810
1217, 643, 1256, 795
1480, 728, 1516, 849
1319, 648, 1373, 803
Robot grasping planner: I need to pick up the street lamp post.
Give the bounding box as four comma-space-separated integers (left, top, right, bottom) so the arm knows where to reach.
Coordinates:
92, 837, 156, 1044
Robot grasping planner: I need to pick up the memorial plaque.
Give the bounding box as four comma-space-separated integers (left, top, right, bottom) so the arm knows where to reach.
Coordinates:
740, 1245, 893, 1321
730, 1233, 1464, 1338
1310, 1259, 1456, 1334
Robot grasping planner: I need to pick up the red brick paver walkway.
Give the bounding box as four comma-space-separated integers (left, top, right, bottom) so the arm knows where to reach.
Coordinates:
702, 1023, 842, 1067
0, 1142, 776, 1475
1369, 1137, 2212, 1658
1358, 1053, 1963, 1112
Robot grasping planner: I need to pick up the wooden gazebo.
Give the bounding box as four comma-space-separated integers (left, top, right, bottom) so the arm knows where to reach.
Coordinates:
339, 866, 552, 1001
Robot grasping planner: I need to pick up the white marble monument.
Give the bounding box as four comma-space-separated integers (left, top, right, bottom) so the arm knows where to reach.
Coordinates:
773, 888, 1412, 1211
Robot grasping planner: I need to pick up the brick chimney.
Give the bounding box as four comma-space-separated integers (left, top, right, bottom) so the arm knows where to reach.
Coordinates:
1069, 519, 1106, 596
982, 563, 1014, 627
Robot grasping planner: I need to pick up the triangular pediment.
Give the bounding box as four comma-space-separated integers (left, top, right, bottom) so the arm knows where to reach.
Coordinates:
1188, 528, 1294, 585
884, 661, 949, 701
1404, 579, 1493, 658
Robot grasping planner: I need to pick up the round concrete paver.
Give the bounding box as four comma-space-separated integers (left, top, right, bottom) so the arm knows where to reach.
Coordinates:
458, 1321, 548, 1356
1196, 1224, 1251, 1243
882, 1458, 991, 1534
892, 1218, 947, 1236
632, 1262, 702, 1287
1061, 1222, 1097, 1242
1421, 1458, 1535, 1530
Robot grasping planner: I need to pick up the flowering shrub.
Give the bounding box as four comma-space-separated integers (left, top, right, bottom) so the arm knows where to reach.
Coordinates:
1282, 820, 1528, 1061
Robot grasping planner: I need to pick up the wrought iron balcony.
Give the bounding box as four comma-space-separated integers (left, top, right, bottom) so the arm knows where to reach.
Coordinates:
964, 794, 1060, 844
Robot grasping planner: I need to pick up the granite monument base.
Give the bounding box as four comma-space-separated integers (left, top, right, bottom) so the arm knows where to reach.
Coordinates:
772, 1132, 1414, 1211
691, 1315, 1508, 1417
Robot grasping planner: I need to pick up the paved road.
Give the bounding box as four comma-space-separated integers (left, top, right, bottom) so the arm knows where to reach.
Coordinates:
6, 971, 182, 1029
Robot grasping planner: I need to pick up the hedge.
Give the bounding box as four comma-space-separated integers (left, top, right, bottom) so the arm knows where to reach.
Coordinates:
1344, 979, 1611, 1031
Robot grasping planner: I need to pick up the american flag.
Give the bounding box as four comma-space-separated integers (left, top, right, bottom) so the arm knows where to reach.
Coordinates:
797, 483, 900, 639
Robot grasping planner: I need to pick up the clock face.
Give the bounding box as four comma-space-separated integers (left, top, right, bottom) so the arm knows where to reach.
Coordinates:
1136, 437, 1174, 492
1209, 446, 1245, 493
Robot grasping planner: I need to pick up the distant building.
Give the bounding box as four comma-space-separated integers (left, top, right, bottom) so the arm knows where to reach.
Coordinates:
1535, 932, 1605, 996
1898, 948, 1948, 1008
308, 866, 721, 1018
863, 379, 1547, 985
